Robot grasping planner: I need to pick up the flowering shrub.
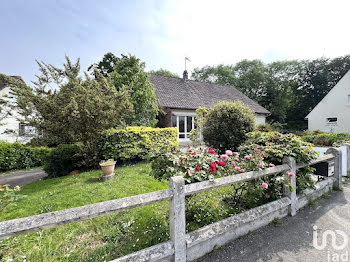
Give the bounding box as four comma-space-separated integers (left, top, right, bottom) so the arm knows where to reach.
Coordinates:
151, 146, 265, 184
0, 184, 26, 208
239, 131, 318, 192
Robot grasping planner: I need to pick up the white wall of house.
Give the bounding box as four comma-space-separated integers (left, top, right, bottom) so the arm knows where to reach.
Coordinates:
0, 86, 32, 143
306, 70, 350, 133
255, 114, 266, 125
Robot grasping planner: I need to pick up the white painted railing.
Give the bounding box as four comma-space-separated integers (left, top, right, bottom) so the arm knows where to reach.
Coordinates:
0, 147, 345, 262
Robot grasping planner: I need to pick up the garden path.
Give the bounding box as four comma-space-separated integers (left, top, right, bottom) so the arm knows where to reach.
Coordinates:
0, 168, 47, 187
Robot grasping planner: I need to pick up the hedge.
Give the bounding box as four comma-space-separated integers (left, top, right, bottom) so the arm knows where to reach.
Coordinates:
0, 142, 51, 172
43, 143, 84, 178
101, 126, 178, 162
301, 132, 350, 146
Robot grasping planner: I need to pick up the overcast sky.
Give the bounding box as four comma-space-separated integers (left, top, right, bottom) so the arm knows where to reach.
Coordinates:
1, 0, 350, 84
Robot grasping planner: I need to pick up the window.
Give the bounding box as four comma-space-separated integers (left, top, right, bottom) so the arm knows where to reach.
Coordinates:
326, 117, 337, 124
19, 123, 37, 137
171, 114, 195, 140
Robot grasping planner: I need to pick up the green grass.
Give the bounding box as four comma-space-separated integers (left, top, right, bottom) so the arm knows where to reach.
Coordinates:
0, 162, 238, 262
0, 162, 170, 262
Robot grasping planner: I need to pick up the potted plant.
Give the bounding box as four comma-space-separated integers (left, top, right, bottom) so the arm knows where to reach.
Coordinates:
99, 159, 116, 180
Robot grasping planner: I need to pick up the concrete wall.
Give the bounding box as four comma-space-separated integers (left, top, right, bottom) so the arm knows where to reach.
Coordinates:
306, 70, 350, 132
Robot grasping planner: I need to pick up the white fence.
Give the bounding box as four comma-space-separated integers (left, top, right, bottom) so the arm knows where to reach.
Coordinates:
0, 147, 346, 262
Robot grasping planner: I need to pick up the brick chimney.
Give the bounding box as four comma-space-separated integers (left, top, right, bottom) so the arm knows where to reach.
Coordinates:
183, 70, 188, 81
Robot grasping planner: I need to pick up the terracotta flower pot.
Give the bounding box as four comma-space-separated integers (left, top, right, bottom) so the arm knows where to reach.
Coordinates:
99, 160, 116, 180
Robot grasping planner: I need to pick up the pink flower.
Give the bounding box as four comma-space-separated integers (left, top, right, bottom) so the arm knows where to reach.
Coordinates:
288, 172, 295, 177
261, 152, 265, 156
234, 166, 240, 171
269, 163, 275, 167
244, 155, 252, 160
225, 150, 233, 156
234, 157, 239, 161
231, 161, 236, 166
254, 148, 259, 152
220, 154, 228, 160
262, 182, 268, 189
165, 165, 169, 168
233, 152, 239, 156
240, 168, 245, 172
208, 149, 215, 154
257, 163, 261, 168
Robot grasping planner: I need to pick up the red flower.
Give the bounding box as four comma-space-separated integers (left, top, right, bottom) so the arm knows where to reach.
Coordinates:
209, 162, 217, 173
186, 171, 189, 176
165, 165, 169, 168
195, 166, 200, 171
208, 149, 215, 154
180, 158, 184, 163
218, 160, 226, 167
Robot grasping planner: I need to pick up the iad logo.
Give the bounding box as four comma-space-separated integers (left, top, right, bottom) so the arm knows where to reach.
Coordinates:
313, 225, 349, 261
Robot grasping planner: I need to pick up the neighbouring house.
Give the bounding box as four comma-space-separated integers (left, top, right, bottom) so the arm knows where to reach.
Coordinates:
150, 71, 270, 142
306, 69, 350, 133
0, 75, 38, 143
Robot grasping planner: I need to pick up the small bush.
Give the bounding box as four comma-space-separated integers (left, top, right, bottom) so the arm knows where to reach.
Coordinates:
44, 143, 84, 178
239, 131, 318, 192
27, 137, 59, 148
0, 142, 51, 172
256, 123, 272, 132
101, 126, 178, 162
301, 132, 350, 146
202, 101, 256, 152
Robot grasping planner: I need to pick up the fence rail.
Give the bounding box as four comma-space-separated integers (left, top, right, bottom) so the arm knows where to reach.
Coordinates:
0, 147, 345, 262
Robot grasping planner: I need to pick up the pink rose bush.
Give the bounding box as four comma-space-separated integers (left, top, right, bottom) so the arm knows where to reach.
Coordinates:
151, 146, 266, 184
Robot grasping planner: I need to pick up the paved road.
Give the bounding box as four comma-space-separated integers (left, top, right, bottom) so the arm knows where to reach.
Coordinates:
199, 182, 350, 262
0, 168, 47, 187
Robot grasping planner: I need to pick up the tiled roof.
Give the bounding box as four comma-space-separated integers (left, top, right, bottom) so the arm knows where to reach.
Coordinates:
149, 75, 270, 114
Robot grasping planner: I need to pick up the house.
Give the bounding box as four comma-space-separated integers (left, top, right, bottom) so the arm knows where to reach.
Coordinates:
150, 71, 270, 142
0, 75, 37, 143
306, 69, 350, 133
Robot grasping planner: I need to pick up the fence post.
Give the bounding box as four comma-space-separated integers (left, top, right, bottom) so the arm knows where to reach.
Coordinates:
169, 176, 186, 262
326, 147, 342, 189
283, 156, 297, 216
344, 143, 350, 177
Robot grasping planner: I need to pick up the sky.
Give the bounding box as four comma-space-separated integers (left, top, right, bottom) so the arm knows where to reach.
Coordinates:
1, 0, 350, 84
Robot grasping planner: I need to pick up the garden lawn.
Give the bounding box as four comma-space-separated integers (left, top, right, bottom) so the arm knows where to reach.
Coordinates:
0, 162, 236, 262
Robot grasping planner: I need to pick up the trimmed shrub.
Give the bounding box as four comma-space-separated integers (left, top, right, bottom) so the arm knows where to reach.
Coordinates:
26, 137, 59, 148
0, 142, 51, 172
202, 101, 256, 152
101, 126, 178, 162
301, 132, 350, 146
44, 143, 84, 178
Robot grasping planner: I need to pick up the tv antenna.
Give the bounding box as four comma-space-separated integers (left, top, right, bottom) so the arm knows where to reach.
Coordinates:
185, 57, 191, 71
